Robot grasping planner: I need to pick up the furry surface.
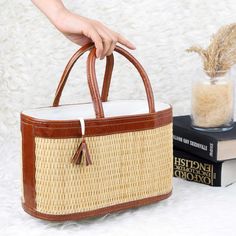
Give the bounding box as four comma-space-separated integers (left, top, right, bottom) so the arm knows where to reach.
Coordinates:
0, 0, 236, 235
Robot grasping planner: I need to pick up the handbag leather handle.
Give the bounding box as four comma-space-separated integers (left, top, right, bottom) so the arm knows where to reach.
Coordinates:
87, 45, 156, 118
53, 42, 114, 106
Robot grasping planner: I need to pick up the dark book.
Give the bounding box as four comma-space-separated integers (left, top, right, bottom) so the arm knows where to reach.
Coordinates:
174, 149, 236, 186
173, 115, 236, 162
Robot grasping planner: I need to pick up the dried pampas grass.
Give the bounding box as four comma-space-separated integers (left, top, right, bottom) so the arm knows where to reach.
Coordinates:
187, 23, 236, 78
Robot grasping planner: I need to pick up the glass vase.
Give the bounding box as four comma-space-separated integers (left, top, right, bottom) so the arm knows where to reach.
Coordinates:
191, 69, 234, 132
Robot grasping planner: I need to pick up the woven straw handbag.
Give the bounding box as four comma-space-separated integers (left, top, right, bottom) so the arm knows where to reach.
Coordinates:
21, 43, 173, 221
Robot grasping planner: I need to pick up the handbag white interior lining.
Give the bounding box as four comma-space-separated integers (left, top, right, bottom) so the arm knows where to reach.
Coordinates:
22, 100, 170, 120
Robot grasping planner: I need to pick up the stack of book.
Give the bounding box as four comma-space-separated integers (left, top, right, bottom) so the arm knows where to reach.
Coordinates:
173, 115, 236, 186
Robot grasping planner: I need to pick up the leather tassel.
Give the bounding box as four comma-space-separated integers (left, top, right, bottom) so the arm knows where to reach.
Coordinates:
71, 137, 92, 166
71, 141, 84, 165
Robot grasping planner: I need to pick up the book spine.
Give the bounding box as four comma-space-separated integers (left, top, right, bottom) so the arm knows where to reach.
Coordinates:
173, 149, 222, 186
173, 126, 218, 162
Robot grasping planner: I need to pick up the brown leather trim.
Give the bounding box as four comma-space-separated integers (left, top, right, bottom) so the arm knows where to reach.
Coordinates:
53, 43, 114, 107
22, 191, 172, 221
53, 43, 155, 119
21, 122, 36, 210
87, 46, 156, 118
101, 54, 114, 102
21, 107, 172, 138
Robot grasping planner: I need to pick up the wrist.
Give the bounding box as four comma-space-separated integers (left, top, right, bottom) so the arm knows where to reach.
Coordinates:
31, 0, 68, 30
49, 7, 69, 30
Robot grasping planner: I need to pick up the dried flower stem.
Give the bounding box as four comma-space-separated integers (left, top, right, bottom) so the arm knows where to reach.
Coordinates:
187, 23, 236, 79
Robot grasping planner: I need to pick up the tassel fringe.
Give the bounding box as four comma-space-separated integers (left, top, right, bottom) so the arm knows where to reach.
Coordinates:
71, 137, 92, 166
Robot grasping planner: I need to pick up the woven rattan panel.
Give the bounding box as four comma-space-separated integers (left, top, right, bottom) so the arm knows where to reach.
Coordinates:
35, 123, 173, 215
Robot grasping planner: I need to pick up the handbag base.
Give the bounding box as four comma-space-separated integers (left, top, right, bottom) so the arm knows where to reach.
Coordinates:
22, 191, 172, 221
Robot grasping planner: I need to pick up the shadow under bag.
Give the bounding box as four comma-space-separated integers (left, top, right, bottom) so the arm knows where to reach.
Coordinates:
20, 43, 173, 221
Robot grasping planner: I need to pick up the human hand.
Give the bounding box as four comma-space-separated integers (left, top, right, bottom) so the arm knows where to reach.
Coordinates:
54, 10, 136, 59
31, 0, 135, 59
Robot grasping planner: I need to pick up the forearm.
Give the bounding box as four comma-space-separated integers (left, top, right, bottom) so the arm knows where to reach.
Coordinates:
31, 0, 67, 27
31, 0, 135, 58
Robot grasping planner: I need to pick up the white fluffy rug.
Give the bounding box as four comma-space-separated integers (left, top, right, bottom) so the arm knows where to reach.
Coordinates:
1, 0, 236, 235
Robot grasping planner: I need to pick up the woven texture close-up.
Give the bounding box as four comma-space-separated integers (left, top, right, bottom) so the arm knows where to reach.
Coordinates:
34, 124, 172, 215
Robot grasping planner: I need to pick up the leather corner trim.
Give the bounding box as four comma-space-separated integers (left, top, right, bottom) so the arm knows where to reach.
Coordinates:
21, 122, 36, 210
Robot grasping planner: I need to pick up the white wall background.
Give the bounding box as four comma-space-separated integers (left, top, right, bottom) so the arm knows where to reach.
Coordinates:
1, 1, 236, 236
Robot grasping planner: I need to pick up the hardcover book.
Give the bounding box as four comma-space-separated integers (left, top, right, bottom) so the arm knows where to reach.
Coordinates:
173, 115, 236, 162
174, 149, 236, 186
